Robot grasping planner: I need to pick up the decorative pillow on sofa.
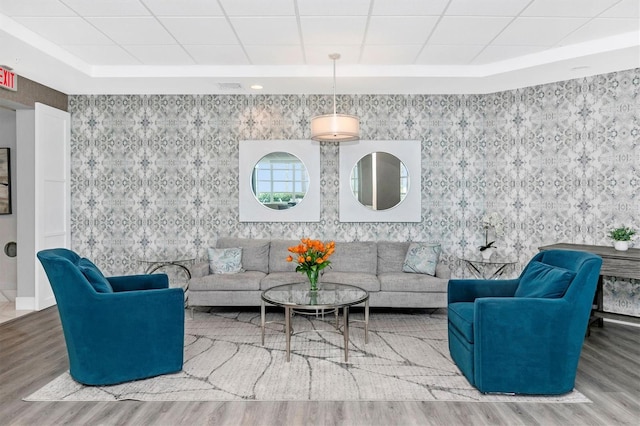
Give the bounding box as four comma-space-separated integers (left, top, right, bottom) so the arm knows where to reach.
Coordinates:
402, 243, 441, 276
208, 247, 243, 274
514, 260, 576, 298
77, 258, 113, 293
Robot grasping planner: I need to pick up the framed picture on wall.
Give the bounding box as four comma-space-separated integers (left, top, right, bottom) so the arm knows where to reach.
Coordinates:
0, 148, 11, 215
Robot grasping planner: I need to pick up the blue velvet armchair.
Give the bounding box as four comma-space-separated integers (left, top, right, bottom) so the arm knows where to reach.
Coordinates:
37, 248, 185, 386
447, 249, 602, 395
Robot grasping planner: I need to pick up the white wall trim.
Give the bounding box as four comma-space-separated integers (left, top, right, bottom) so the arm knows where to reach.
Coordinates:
15, 296, 35, 311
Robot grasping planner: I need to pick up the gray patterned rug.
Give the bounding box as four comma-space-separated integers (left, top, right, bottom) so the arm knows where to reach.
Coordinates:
25, 308, 590, 403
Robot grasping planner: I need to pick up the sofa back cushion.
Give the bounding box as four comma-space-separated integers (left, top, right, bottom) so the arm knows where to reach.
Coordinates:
514, 260, 576, 298
329, 241, 377, 274
216, 238, 270, 273
269, 239, 301, 273
377, 241, 411, 274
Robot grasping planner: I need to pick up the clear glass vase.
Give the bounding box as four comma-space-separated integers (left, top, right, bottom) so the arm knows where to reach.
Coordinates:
306, 268, 319, 292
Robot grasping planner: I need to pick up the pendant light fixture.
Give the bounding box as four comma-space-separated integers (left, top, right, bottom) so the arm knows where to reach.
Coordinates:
310, 53, 360, 142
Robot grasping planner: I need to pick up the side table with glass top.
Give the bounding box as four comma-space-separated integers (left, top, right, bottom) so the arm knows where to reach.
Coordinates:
261, 282, 369, 362
459, 256, 517, 279
138, 257, 195, 280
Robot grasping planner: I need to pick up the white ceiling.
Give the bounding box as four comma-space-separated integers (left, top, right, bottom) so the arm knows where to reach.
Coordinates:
0, 0, 638, 95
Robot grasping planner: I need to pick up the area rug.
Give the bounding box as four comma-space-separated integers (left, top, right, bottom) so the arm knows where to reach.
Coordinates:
25, 308, 590, 403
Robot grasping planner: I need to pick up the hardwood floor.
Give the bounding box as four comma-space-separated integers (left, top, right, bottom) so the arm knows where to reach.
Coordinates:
1, 307, 638, 426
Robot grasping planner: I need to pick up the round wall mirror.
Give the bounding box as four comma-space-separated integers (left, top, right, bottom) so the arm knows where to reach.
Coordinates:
350, 152, 409, 211
251, 152, 309, 210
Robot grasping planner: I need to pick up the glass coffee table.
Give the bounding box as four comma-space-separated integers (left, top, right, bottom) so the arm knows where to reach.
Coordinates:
261, 282, 369, 362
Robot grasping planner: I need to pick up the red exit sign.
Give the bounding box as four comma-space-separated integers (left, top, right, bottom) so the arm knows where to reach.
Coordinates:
0, 66, 17, 91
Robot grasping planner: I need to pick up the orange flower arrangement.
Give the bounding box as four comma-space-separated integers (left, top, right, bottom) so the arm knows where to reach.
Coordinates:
286, 238, 335, 291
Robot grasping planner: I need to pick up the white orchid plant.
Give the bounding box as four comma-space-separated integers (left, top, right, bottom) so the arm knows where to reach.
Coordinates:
480, 212, 504, 251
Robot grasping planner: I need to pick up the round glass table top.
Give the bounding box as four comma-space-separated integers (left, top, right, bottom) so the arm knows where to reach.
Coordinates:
459, 256, 517, 265
262, 282, 368, 310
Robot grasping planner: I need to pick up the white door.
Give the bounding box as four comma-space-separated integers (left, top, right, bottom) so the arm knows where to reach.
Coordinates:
34, 103, 70, 310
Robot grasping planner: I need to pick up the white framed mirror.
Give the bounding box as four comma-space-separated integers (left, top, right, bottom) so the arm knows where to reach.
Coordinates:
339, 140, 421, 222
239, 140, 320, 222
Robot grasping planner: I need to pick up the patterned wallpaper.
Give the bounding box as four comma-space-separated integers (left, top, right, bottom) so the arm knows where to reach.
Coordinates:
68, 68, 639, 315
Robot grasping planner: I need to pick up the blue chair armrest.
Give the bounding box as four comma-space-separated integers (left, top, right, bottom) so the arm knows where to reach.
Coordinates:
107, 273, 169, 291
62, 287, 185, 384
473, 297, 583, 393
448, 279, 519, 303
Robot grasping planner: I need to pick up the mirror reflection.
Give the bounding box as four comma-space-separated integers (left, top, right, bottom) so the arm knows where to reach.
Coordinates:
350, 152, 408, 211
252, 152, 309, 210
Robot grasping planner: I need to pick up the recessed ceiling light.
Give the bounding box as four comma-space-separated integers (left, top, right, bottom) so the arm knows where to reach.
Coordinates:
250, 84, 263, 90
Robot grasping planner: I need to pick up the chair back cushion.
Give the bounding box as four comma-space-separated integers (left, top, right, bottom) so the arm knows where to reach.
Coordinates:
514, 260, 575, 298
77, 258, 113, 293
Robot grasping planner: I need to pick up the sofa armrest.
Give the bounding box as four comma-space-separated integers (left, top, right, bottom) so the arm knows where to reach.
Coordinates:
435, 263, 451, 279
447, 278, 519, 303
190, 261, 210, 279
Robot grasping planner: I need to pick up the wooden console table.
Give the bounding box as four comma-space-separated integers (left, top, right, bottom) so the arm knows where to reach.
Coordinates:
539, 243, 640, 326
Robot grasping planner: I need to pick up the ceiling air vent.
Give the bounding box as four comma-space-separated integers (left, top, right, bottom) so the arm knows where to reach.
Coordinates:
217, 82, 243, 90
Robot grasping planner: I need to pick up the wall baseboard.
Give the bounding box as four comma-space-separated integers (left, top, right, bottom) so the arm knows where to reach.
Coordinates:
15, 296, 34, 310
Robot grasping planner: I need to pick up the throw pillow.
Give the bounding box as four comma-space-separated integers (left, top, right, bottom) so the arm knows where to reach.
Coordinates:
77, 258, 113, 293
402, 243, 441, 276
514, 261, 576, 298
208, 247, 243, 274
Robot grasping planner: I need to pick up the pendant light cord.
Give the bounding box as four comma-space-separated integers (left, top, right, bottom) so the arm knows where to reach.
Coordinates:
330, 53, 340, 116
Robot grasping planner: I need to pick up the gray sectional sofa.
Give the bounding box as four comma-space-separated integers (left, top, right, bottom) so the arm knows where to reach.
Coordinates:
188, 238, 450, 309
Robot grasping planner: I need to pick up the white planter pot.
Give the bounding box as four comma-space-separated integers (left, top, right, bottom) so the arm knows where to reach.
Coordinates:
481, 247, 495, 260
613, 241, 630, 251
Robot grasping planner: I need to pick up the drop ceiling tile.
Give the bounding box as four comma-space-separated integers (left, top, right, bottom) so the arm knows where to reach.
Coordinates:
229, 17, 299, 45
183, 45, 249, 65
301, 17, 368, 45
365, 16, 439, 44
218, 0, 294, 16
14, 17, 114, 45
600, 0, 640, 18
560, 18, 640, 45
159, 17, 237, 45
124, 44, 195, 65
305, 46, 362, 64
446, 0, 531, 16
416, 44, 486, 65
361, 45, 423, 64
87, 17, 176, 45
297, 0, 371, 16
244, 45, 303, 65
472, 45, 550, 64
0, 0, 74, 16
141, 0, 224, 16
521, 0, 619, 17
372, 0, 449, 16
61, 0, 150, 16
61, 44, 140, 65
493, 17, 589, 45
429, 16, 512, 45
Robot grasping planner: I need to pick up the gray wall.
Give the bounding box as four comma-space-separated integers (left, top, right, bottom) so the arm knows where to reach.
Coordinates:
0, 108, 17, 300
68, 68, 639, 315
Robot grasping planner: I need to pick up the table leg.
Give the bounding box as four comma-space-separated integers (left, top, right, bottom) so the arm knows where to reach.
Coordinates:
343, 306, 349, 362
285, 306, 291, 362
261, 300, 265, 345
364, 298, 369, 344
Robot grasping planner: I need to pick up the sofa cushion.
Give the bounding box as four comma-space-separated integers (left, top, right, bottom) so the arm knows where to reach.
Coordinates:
260, 272, 303, 290
321, 271, 380, 292
378, 272, 447, 292
448, 302, 475, 344
402, 243, 441, 276
268, 239, 301, 273
217, 238, 270, 273
188, 271, 265, 291
377, 241, 411, 274
329, 241, 377, 274
77, 258, 113, 293
514, 261, 575, 299
207, 247, 243, 274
